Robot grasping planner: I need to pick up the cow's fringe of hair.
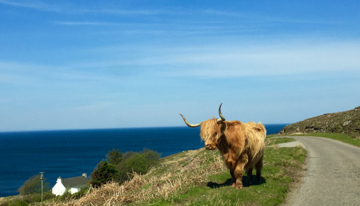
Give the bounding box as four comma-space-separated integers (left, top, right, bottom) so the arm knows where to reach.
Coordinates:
199, 118, 219, 141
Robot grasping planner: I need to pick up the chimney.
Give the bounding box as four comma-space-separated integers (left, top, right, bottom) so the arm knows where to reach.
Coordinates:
56, 176, 62, 183
82, 173, 87, 178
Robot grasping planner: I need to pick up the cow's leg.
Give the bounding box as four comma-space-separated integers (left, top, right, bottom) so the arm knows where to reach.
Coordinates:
234, 155, 248, 189
227, 157, 237, 187
234, 162, 246, 189
246, 167, 253, 184
255, 156, 263, 183
230, 168, 236, 187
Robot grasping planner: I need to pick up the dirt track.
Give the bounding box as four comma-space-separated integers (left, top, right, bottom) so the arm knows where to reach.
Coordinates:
282, 136, 360, 206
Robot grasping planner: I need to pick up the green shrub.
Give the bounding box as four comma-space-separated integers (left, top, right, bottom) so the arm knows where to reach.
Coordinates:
8, 200, 28, 206
17, 175, 50, 195
141, 148, 161, 168
126, 153, 148, 174
90, 161, 120, 188
90, 148, 160, 186
116, 160, 133, 184
106, 149, 123, 165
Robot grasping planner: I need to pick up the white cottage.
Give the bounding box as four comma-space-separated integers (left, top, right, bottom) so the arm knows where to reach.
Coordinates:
52, 173, 89, 196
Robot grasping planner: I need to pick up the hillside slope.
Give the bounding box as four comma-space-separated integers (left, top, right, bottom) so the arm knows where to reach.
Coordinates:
30, 141, 306, 206
279, 106, 360, 138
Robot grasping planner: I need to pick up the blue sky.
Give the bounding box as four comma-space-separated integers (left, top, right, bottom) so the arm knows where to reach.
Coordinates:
1, 0, 360, 131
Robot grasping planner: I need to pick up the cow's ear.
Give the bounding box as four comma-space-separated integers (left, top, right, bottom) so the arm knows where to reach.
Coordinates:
218, 121, 226, 133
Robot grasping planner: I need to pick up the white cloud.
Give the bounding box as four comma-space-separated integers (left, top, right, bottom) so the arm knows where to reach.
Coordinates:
202, 9, 342, 25
0, 0, 175, 16
138, 41, 360, 78
0, 0, 60, 11
53, 21, 120, 26
78, 8, 172, 16
2, 38, 359, 83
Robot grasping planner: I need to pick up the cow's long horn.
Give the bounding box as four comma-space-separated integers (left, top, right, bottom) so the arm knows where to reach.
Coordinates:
179, 114, 202, 127
217, 103, 226, 122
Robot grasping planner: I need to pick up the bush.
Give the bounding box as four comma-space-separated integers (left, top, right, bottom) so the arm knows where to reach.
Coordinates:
90, 148, 160, 186
116, 160, 133, 184
141, 148, 160, 169
126, 153, 148, 174
106, 149, 123, 165
8, 200, 28, 206
90, 161, 120, 188
17, 175, 49, 195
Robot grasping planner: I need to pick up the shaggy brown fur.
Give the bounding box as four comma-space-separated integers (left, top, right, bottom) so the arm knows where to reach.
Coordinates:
199, 118, 266, 189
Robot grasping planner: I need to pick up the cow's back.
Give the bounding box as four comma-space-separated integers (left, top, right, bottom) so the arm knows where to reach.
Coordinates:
244, 122, 266, 169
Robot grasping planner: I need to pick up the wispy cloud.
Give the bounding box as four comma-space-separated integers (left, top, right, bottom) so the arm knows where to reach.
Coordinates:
86, 40, 360, 78
202, 9, 342, 25
160, 43, 360, 78
54, 21, 121, 26
0, 0, 176, 16
202, 9, 251, 18
0, 0, 61, 11
78, 8, 172, 16
3, 38, 359, 83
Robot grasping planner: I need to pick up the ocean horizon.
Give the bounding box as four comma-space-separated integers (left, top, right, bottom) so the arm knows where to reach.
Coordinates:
0, 124, 288, 197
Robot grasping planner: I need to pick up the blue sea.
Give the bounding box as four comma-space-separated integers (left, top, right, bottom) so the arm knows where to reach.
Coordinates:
0, 124, 287, 197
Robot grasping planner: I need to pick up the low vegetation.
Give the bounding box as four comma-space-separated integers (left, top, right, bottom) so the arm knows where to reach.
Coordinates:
265, 137, 296, 146
279, 106, 360, 138
17, 175, 50, 196
0, 149, 160, 206
290, 133, 360, 148
0, 174, 54, 206
90, 148, 160, 187
0, 192, 54, 206
31, 138, 306, 206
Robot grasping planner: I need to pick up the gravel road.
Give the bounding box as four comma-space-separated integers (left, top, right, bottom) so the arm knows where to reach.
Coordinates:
283, 136, 360, 206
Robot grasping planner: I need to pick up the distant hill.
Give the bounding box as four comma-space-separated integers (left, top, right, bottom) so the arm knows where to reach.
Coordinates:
279, 106, 360, 138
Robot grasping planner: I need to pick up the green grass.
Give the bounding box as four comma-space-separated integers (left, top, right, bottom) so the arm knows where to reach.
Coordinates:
291, 133, 360, 147
266, 134, 277, 138
136, 146, 307, 206
35, 145, 306, 206
267, 138, 296, 146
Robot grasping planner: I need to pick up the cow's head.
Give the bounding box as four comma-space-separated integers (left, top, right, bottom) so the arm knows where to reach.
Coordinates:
180, 104, 227, 150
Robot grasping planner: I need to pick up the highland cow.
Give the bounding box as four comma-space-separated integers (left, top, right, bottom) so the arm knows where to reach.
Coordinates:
180, 104, 266, 189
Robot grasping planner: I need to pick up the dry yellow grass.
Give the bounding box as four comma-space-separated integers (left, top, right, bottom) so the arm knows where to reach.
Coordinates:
38, 151, 226, 206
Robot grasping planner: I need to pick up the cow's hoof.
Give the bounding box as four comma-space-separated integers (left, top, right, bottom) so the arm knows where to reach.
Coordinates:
231, 183, 236, 187
236, 185, 243, 189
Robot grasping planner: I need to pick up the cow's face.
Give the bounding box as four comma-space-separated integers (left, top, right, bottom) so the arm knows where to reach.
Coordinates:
200, 119, 225, 150
179, 104, 226, 150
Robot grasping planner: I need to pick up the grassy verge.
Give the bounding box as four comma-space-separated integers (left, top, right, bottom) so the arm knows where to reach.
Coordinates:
43, 147, 305, 206
32, 143, 306, 206
290, 133, 360, 147
266, 137, 296, 146
0, 192, 55, 206
265, 134, 277, 139
137, 146, 306, 206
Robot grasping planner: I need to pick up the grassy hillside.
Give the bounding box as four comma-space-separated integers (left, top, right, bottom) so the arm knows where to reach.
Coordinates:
279, 106, 360, 138
33, 139, 306, 206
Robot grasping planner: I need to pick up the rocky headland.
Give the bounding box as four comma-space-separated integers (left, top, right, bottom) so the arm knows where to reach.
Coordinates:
279, 106, 360, 138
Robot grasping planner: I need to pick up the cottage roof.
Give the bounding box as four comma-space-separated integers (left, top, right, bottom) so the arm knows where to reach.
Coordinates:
62, 176, 89, 188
